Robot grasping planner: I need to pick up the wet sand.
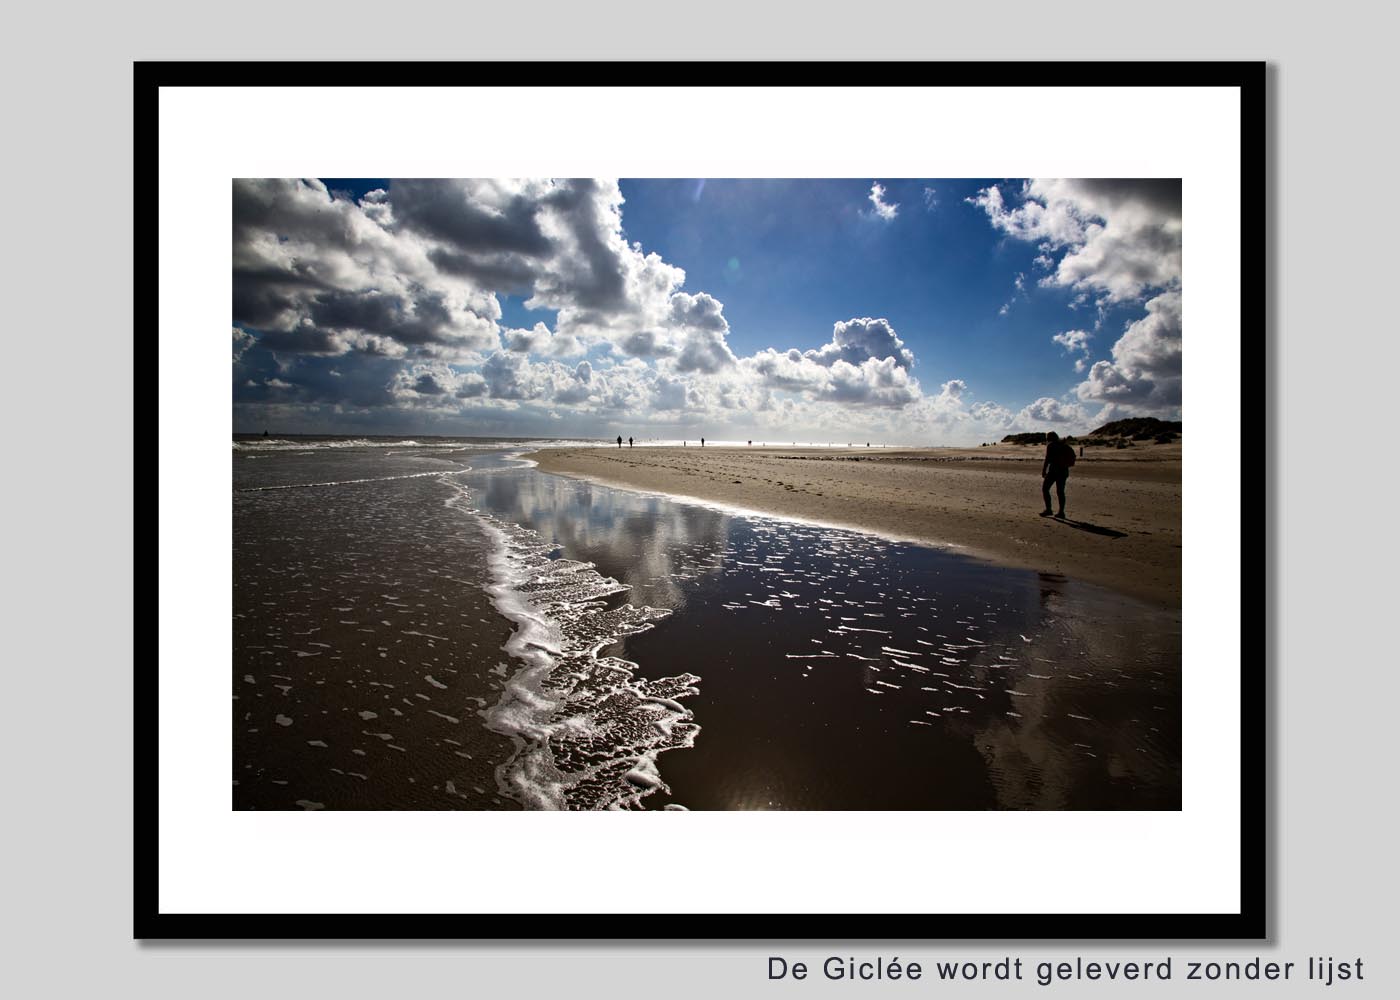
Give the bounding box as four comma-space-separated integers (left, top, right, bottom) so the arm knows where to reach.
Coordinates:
233, 448, 520, 810
233, 441, 1181, 810
530, 443, 1181, 608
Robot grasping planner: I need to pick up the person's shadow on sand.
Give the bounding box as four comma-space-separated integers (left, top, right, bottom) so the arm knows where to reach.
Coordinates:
1044, 515, 1129, 539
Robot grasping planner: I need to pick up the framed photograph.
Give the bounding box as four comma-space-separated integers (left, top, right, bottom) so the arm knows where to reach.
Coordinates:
140, 61, 1264, 937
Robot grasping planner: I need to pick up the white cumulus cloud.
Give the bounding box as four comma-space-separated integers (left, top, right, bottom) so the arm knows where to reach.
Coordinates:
867, 182, 899, 221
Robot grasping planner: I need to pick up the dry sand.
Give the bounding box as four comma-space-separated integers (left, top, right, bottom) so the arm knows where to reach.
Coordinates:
530, 443, 1181, 608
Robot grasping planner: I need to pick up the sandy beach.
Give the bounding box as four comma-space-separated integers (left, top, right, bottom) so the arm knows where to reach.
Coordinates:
530, 443, 1181, 608
232, 437, 1181, 810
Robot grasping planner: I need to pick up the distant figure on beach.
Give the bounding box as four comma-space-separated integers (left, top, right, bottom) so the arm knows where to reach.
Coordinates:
748, 440, 752, 446
262, 429, 269, 437
1079, 444, 1084, 459
1041, 431, 1076, 518
628, 437, 633, 448
616, 435, 622, 448
700, 438, 705, 447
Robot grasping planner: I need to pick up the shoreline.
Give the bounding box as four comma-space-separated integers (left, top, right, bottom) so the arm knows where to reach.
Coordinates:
527, 444, 1181, 609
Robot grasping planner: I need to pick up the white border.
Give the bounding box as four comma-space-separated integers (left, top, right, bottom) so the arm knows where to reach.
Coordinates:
158, 83, 1241, 915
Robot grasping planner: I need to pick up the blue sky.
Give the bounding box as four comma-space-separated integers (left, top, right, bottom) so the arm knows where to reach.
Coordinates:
233, 178, 1181, 443
612, 179, 1148, 401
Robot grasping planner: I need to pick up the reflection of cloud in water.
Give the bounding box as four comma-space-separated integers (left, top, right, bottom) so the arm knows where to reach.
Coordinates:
972, 575, 1181, 808
472, 468, 732, 610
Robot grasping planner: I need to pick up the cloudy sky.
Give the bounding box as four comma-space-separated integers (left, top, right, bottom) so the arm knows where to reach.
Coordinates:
233, 177, 1181, 443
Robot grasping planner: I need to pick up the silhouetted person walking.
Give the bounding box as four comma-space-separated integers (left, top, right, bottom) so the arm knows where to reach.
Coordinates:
1040, 431, 1076, 518
628, 437, 633, 448
700, 437, 705, 447
616, 435, 622, 448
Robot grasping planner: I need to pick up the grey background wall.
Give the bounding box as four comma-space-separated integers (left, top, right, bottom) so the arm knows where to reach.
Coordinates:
4, 2, 1391, 994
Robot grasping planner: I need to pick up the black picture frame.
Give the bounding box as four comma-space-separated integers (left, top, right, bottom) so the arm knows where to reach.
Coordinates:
137, 60, 1266, 940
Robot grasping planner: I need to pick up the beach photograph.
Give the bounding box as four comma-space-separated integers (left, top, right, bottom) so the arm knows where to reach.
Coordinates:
232, 177, 1182, 811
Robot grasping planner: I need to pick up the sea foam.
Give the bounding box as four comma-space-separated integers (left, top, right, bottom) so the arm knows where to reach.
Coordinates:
450, 485, 700, 810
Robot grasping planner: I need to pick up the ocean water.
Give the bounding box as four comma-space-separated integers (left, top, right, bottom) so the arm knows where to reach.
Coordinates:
233, 435, 1180, 810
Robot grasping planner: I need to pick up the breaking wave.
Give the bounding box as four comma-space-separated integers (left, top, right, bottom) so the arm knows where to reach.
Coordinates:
233, 436, 609, 453
232, 437, 439, 452
234, 470, 470, 492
